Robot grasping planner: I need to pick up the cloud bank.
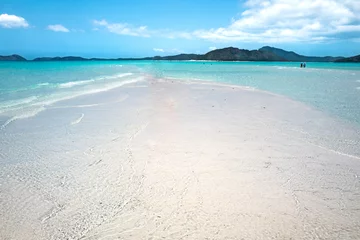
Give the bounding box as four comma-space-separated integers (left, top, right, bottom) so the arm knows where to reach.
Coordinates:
193, 0, 360, 42
47, 24, 70, 32
93, 20, 150, 37
94, 0, 360, 43
0, 14, 29, 28
153, 48, 164, 52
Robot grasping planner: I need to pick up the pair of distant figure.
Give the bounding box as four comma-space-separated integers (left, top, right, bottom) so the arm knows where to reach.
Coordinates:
300, 62, 306, 68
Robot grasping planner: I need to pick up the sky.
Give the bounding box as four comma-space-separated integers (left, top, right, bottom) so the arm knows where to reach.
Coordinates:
0, 0, 360, 59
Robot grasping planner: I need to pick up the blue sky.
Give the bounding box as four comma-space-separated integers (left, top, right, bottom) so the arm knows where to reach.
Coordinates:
0, 0, 360, 59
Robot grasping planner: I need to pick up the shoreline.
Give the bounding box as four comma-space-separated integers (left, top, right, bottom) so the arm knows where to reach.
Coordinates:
2, 76, 360, 133
2, 77, 360, 158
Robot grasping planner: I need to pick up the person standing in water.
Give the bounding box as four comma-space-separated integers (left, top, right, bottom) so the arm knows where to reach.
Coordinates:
300, 63, 303, 68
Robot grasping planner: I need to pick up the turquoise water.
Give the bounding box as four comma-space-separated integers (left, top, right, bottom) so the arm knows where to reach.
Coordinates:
0, 61, 359, 126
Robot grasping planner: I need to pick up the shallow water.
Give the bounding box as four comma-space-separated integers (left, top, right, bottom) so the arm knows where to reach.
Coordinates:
1, 61, 359, 127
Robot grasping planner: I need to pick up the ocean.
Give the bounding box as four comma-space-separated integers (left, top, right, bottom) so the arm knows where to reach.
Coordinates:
1, 61, 360, 128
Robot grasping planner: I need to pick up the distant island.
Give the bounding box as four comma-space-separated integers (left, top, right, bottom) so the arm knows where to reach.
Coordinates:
334, 54, 360, 63
259, 46, 344, 62
0, 46, 359, 62
0, 54, 27, 61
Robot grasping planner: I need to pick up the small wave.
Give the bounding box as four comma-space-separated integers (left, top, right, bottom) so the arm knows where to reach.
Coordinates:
52, 103, 101, 109
97, 72, 133, 80
58, 80, 95, 88
37, 82, 50, 86
71, 113, 84, 125
276, 66, 301, 70
51, 95, 129, 109
57, 73, 134, 89
0, 96, 38, 113
0, 75, 143, 129
34, 78, 143, 107
164, 76, 208, 82
309, 142, 360, 160
1, 106, 45, 130
356, 80, 360, 83
2, 83, 53, 94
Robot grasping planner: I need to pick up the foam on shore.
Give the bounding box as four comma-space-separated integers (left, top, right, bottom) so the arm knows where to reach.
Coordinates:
0, 77, 144, 129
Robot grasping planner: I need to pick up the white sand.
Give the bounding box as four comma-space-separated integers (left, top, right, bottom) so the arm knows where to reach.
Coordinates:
1, 79, 360, 239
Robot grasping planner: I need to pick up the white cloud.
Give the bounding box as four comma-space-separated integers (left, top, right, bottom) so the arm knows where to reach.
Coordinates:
193, 0, 360, 42
153, 48, 164, 52
93, 19, 192, 39
0, 13, 29, 28
152, 48, 184, 54
93, 19, 150, 37
94, 1, 360, 43
209, 46, 217, 51
93, 20, 107, 26
47, 24, 69, 32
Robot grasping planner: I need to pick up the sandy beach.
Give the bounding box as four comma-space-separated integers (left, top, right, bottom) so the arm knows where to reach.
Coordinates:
1, 79, 360, 240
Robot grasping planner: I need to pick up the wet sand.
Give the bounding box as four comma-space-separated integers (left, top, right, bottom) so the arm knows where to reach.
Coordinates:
1, 79, 360, 239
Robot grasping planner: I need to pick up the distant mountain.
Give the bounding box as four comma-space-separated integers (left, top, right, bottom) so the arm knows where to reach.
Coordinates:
33, 56, 87, 61
147, 47, 285, 61
0, 47, 354, 62
259, 46, 344, 62
33, 56, 149, 61
19, 47, 286, 62
0, 54, 27, 61
335, 54, 360, 63
203, 47, 285, 61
